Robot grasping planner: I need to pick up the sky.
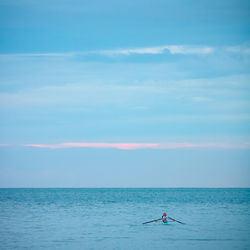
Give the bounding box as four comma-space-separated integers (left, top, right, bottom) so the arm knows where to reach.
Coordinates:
0, 0, 249, 187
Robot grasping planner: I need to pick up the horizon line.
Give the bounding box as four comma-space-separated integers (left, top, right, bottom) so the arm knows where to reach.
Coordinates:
0, 187, 249, 189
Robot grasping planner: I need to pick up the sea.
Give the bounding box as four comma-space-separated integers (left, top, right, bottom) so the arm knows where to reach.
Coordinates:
0, 188, 249, 250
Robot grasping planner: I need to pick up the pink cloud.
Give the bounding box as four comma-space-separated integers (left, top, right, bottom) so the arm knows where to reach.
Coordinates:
23, 142, 250, 150
24, 143, 159, 150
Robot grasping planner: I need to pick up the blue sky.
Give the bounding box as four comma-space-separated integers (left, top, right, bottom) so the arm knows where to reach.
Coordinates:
0, 0, 249, 187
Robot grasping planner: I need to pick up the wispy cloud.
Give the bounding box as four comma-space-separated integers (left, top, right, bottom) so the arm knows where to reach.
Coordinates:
0, 45, 215, 59
23, 142, 250, 150
0, 52, 75, 58
159, 142, 250, 149
100, 45, 214, 56
2, 43, 250, 58
225, 44, 250, 55
0, 74, 248, 109
24, 143, 159, 150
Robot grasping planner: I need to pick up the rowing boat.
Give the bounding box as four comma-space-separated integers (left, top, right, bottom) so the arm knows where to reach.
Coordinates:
162, 221, 170, 225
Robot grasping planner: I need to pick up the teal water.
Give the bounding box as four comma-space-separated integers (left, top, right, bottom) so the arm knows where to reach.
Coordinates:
0, 188, 249, 250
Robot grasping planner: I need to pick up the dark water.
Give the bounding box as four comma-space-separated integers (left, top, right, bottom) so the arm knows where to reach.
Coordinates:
0, 188, 249, 249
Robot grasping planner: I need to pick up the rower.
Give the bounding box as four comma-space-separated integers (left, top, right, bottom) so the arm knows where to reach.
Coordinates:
162, 212, 168, 223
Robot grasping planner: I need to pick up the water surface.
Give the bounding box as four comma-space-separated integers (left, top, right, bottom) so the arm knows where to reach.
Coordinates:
0, 188, 249, 249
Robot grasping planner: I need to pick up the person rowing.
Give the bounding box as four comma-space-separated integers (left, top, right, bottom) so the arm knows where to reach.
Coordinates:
162, 212, 168, 223
142, 212, 185, 225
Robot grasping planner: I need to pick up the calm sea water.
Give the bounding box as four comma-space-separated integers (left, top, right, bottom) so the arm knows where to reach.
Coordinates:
0, 188, 249, 250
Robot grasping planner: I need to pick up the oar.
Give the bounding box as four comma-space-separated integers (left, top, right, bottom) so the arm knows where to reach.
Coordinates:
142, 218, 162, 224
168, 216, 185, 225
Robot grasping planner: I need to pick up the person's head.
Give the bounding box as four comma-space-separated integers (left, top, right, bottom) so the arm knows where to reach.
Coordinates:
163, 212, 167, 216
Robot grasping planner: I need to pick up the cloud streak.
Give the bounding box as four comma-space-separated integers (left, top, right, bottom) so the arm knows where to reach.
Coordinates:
24, 143, 158, 150
23, 142, 250, 150
0, 52, 75, 58
1, 44, 250, 59
0, 45, 215, 59
100, 45, 214, 56
225, 44, 250, 55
